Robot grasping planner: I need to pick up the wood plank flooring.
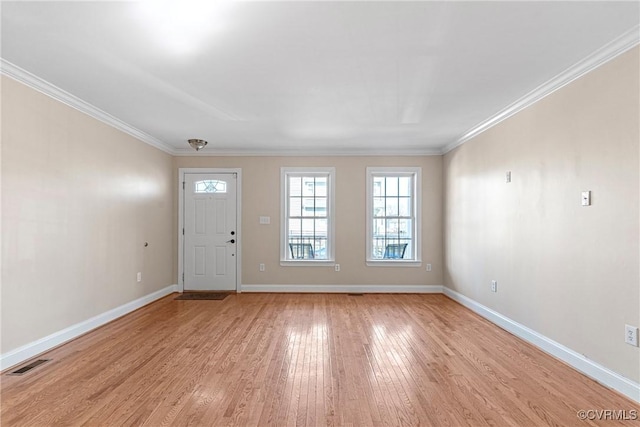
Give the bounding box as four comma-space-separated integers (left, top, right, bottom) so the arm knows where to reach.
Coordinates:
1, 293, 638, 426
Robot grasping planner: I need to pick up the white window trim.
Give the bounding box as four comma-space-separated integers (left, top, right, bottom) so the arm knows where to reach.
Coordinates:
366, 166, 422, 267
281, 167, 336, 266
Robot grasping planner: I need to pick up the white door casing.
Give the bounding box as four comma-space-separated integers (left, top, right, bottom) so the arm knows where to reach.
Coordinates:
182, 172, 237, 291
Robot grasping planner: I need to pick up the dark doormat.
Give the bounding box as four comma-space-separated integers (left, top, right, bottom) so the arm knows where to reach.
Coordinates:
175, 292, 229, 301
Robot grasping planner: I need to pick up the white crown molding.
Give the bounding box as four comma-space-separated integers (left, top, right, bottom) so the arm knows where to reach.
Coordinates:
441, 24, 640, 155
4, 21, 638, 159
241, 284, 443, 293
0, 285, 178, 372
172, 147, 443, 157
0, 59, 176, 155
443, 287, 640, 403
0, 59, 441, 158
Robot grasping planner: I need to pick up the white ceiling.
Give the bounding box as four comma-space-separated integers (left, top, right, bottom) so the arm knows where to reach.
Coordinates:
1, 1, 639, 156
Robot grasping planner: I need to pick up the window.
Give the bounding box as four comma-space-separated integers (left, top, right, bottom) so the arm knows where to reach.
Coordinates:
281, 167, 335, 264
366, 167, 421, 265
194, 180, 227, 193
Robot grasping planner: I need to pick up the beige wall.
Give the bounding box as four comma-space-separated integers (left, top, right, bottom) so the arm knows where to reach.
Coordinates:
1, 76, 175, 353
444, 47, 640, 381
174, 156, 443, 286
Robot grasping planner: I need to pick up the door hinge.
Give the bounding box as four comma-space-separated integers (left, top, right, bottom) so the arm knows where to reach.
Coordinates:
182, 228, 184, 235
182, 272, 184, 282
182, 181, 185, 189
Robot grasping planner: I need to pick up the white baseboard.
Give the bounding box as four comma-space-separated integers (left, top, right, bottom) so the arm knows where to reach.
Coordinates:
3, 282, 637, 403
241, 284, 443, 294
443, 287, 640, 403
0, 284, 178, 371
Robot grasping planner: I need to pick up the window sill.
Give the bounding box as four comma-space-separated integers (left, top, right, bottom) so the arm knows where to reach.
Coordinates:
280, 260, 336, 267
366, 260, 422, 267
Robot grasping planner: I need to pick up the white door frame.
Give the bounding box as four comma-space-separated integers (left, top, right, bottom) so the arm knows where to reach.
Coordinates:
178, 168, 242, 293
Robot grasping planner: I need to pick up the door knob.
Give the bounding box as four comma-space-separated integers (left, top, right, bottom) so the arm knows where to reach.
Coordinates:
226, 239, 235, 244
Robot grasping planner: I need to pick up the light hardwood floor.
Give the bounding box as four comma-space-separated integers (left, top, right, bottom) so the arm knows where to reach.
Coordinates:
2, 293, 638, 426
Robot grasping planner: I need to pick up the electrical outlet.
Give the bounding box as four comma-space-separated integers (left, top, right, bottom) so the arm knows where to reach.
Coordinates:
426, 264, 432, 272
625, 325, 638, 347
335, 264, 340, 272
137, 272, 142, 282
491, 280, 497, 293
259, 263, 265, 272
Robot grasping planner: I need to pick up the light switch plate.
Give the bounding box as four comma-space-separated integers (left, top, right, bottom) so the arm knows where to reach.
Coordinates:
581, 191, 591, 206
259, 216, 271, 224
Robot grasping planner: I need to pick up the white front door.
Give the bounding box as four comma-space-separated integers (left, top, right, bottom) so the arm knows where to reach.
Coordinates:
183, 173, 237, 291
